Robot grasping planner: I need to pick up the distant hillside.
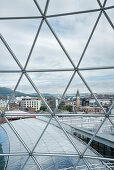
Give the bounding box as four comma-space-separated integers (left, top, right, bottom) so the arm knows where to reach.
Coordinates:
0, 87, 28, 97
0, 87, 54, 97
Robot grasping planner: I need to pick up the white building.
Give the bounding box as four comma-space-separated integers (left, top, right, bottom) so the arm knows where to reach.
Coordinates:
20, 98, 41, 111
0, 100, 9, 111
99, 98, 111, 106
89, 99, 97, 107
55, 98, 59, 108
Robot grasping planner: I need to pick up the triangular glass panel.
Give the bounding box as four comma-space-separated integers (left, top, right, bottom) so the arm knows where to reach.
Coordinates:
83, 158, 109, 169
6, 155, 29, 170
1, 120, 27, 153
80, 117, 105, 152
26, 21, 73, 70
0, 39, 20, 70
15, 74, 36, 96
84, 118, 114, 163
82, 117, 114, 160
33, 117, 79, 155
106, 8, 114, 25
0, 19, 42, 68
48, 12, 99, 67
28, 71, 73, 111
36, 155, 77, 170
22, 157, 38, 170
71, 159, 87, 170
79, 14, 114, 68
99, 0, 106, 5
38, 0, 47, 13
76, 119, 114, 168
98, 117, 114, 142
47, 0, 99, 15
0, 73, 21, 112
105, 0, 114, 7
80, 69, 114, 113
15, 74, 51, 114
0, 0, 41, 17
13, 117, 51, 151
59, 72, 91, 113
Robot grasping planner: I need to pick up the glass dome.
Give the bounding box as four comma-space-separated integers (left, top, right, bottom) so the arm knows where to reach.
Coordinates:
0, 1, 114, 169
0, 118, 109, 170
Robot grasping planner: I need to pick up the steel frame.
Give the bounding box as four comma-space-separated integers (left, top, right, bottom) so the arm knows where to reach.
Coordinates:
0, 0, 114, 169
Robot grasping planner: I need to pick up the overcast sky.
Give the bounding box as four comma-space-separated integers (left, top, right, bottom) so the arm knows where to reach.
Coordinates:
0, 0, 114, 94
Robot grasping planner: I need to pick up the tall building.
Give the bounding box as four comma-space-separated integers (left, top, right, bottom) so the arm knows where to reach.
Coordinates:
76, 89, 80, 112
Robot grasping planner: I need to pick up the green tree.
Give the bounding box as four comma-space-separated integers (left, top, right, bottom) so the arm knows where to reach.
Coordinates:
66, 105, 72, 112
59, 105, 72, 112
40, 106, 47, 111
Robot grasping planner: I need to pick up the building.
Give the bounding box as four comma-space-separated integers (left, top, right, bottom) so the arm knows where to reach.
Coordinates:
20, 97, 41, 112
0, 98, 20, 112
99, 98, 112, 107
76, 89, 80, 112
89, 99, 97, 107
82, 98, 89, 106
9, 103, 19, 111
27, 107, 36, 112
47, 97, 59, 109
0, 99, 9, 111
80, 106, 102, 113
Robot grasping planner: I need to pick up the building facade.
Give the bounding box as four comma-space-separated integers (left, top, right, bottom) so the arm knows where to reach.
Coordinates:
0, 100, 9, 111
20, 98, 41, 112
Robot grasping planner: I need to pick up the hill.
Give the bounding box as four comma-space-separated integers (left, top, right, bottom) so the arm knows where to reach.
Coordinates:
0, 87, 53, 97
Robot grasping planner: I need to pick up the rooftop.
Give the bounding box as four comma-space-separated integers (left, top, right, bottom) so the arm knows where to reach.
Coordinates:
0, 118, 111, 170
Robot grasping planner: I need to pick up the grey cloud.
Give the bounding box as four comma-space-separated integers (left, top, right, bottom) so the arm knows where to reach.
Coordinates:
0, 0, 40, 17
0, 0, 114, 94
47, 0, 99, 15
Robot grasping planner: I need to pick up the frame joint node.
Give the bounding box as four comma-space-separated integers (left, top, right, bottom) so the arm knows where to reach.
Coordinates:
0, 111, 4, 117
105, 114, 109, 118
22, 70, 26, 74
29, 152, 33, 156
101, 7, 104, 11
52, 112, 55, 118
74, 67, 78, 71
1, 113, 4, 117
79, 154, 83, 159
43, 15, 46, 19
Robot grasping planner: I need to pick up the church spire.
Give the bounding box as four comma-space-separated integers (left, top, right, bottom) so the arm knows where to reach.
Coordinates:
76, 89, 80, 112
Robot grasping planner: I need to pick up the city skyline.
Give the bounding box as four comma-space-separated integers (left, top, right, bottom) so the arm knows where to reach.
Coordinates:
0, 0, 114, 94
